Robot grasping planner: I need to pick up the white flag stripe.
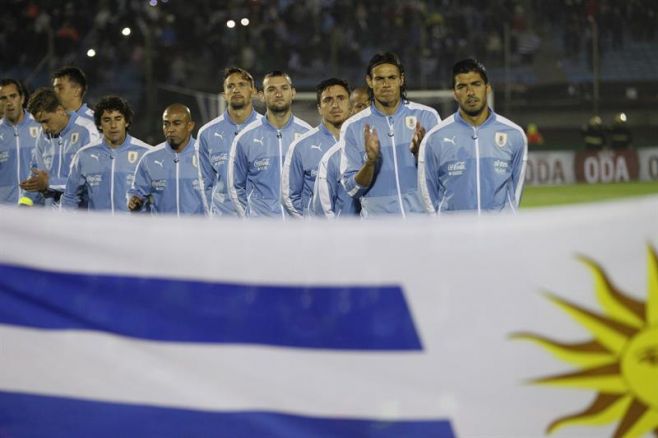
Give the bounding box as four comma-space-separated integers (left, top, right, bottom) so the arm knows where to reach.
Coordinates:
0, 324, 444, 419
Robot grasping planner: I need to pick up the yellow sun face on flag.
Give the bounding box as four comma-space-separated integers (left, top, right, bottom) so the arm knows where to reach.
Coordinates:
513, 247, 658, 437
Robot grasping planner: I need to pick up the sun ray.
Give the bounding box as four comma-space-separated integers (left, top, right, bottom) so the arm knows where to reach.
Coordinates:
578, 255, 645, 328
533, 363, 628, 393
545, 292, 638, 354
612, 398, 652, 438
647, 246, 658, 326
620, 408, 658, 438
511, 333, 614, 368
547, 393, 631, 434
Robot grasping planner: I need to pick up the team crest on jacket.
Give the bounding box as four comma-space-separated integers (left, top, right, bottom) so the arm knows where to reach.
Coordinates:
294, 132, 303, 141
405, 116, 417, 130
71, 133, 79, 144
128, 151, 139, 164
494, 132, 508, 148
29, 127, 39, 138
192, 155, 198, 168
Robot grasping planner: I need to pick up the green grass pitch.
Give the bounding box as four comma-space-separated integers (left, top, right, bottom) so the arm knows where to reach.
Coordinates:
521, 181, 658, 208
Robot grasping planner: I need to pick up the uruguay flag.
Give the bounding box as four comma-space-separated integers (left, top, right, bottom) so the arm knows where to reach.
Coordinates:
0, 208, 454, 437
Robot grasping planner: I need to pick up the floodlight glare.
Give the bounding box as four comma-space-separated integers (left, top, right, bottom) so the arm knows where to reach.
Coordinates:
226, 20, 236, 29
87, 49, 96, 58
241, 18, 250, 26
149, 0, 157, 6
121, 27, 132, 37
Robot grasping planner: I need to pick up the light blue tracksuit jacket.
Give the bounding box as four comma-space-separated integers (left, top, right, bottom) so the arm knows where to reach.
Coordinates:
281, 122, 338, 217
29, 112, 100, 201
0, 111, 41, 204
130, 138, 208, 215
310, 142, 360, 218
61, 135, 151, 212
340, 101, 440, 217
197, 109, 262, 216
228, 115, 311, 218
418, 110, 528, 213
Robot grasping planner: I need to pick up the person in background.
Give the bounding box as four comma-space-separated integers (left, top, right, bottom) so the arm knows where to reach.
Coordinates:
52, 66, 95, 122
340, 51, 440, 217
609, 112, 632, 149
418, 58, 527, 214
61, 96, 151, 212
228, 70, 311, 218
21, 87, 100, 205
0, 79, 41, 205
129, 104, 208, 215
197, 67, 262, 216
281, 77, 352, 217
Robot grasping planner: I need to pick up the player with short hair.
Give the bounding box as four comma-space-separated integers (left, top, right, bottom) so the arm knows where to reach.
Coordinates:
310, 87, 370, 218
21, 87, 100, 205
228, 70, 311, 218
340, 51, 441, 217
129, 104, 208, 215
281, 77, 351, 217
418, 58, 527, 213
0, 78, 41, 205
52, 66, 94, 122
197, 67, 262, 216
61, 96, 151, 212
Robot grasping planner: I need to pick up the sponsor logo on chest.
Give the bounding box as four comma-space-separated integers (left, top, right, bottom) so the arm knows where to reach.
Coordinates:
87, 174, 103, 187
254, 158, 271, 171
448, 161, 466, 176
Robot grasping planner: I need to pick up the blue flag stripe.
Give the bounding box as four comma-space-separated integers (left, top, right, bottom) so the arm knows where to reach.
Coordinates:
0, 263, 422, 350
0, 390, 454, 438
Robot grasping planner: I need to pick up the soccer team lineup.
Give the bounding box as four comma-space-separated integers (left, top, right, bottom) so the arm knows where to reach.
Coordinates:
3, 53, 637, 217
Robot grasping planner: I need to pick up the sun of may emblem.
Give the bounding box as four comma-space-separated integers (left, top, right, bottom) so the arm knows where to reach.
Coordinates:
513, 247, 658, 438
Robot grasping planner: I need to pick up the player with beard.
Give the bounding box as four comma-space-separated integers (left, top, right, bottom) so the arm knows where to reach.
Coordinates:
0, 79, 41, 205
197, 67, 262, 216
281, 78, 352, 217
418, 58, 527, 214
129, 104, 208, 215
340, 51, 441, 217
228, 70, 311, 218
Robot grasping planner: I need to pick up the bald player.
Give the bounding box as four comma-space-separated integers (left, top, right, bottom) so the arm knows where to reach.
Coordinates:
128, 104, 208, 215
350, 87, 370, 114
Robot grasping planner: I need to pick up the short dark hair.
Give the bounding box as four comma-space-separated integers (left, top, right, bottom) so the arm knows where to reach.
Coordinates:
365, 51, 406, 100
0, 78, 27, 98
52, 66, 88, 96
262, 70, 293, 88
451, 58, 489, 89
315, 78, 351, 106
27, 87, 61, 116
94, 96, 134, 131
224, 66, 255, 89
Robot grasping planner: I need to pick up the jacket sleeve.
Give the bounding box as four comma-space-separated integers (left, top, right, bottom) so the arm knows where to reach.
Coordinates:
310, 149, 335, 218
196, 134, 215, 209
340, 124, 368, 198
510, 131, 528, 207
417, 132, 440, 214
227, 136, 249, 217
281, 139, 304, 218
60, 151, 85, 209
129, 156, 152, 210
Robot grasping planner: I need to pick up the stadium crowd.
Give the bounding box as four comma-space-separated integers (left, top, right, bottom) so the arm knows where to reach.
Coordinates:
2, 0, 657, 93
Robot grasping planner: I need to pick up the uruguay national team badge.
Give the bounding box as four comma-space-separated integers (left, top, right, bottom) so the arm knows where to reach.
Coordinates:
128, 151, 139, 164
29, 127, 39, 138
294, 132, 303, 141
495, 132, 508, 148
192, 155, 198, 168
71, 133, 79, 144
405, 116, 417, 130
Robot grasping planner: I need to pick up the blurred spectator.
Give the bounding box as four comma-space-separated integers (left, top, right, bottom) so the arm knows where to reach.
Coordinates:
526, 123, 544, 146
581, 115, 606, 150
609, 112, 632, 149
